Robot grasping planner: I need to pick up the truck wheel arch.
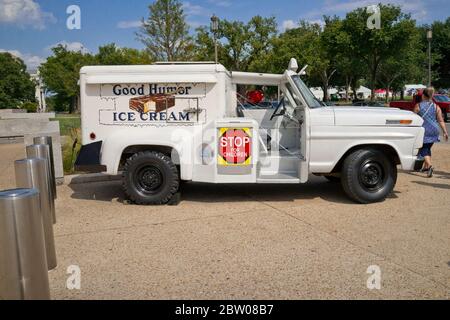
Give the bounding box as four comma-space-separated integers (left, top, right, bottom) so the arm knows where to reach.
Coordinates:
119, 145, 181, 173
331, 144, 401, 174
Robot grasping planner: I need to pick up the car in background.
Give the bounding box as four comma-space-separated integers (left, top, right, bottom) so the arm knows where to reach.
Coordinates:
352, 101, 386, 107
322, 101, 337, 107
390, 92, 450, 122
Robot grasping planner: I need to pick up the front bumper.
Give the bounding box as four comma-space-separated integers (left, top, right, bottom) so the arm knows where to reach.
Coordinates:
75, 141, 107, 173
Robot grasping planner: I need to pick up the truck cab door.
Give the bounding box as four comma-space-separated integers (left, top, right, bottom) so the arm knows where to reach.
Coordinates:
283, 70, 311, 183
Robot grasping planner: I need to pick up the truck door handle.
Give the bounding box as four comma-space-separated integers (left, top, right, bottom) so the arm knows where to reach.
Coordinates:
183, 108, 203, 114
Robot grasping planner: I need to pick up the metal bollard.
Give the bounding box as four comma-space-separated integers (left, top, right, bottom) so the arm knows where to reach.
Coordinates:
33, 136, 57, 199
0, 188, 51, 300
15, 158, 57, 270
26, 144, 56, 224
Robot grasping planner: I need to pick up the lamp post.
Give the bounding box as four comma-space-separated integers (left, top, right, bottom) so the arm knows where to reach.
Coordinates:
211, 15, 219, 64
427, 29, 432, 87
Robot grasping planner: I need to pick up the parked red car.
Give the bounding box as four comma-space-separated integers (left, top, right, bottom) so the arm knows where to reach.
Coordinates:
390, 92, 450, 122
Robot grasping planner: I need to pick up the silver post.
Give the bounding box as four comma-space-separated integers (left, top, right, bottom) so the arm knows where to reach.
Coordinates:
211, 15, 219, 64
427, 29, 432, 87
0, 188, 51, 300
15, 158, 57, 270
33, 136, 57, 199
26, 144, 56, 224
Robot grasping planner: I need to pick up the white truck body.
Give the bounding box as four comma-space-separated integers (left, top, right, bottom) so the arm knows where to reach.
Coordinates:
76, 60, 425, 204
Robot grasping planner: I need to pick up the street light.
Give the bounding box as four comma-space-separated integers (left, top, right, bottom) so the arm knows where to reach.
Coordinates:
210, 15, 219, 64
427, 29, 432, 87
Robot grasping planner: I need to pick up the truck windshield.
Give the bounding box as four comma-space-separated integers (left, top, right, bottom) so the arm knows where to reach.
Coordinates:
434, 95, 450, 102
291, 75, 323, 109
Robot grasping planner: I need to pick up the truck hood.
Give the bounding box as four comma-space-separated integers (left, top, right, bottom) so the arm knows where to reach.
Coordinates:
333, 106, 423, 126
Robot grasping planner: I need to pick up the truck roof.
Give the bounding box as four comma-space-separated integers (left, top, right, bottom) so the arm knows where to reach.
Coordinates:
80, 62, 284, 86
80, 63, 229, 75
80, 63, 230, 84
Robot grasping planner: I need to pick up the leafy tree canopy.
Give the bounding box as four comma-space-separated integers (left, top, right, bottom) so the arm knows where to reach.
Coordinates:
0, 52, 36, 109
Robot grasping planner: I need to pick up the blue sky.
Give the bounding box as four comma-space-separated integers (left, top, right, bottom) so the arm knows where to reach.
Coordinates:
1, 0, 449, 72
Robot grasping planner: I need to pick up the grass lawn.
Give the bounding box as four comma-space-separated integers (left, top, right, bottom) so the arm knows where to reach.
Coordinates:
52, 113, 81, 136
52, 113, 81, 174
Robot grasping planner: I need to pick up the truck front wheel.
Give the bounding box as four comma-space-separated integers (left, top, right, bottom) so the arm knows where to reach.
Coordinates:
341, 148, 397, 204
442, 108, 448, 122
123, 151, 179, 205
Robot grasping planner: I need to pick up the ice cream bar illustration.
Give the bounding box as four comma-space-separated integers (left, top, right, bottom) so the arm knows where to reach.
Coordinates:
129, 94, 175, 113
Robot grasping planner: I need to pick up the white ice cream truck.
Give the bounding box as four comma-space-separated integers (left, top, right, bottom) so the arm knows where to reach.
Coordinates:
75, 59, 424, 204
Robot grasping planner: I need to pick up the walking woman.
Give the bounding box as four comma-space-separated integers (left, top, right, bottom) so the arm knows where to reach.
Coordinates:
414, 87, 449, 177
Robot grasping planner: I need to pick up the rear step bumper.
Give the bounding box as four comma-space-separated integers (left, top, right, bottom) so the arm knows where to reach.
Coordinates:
75, 141, 107, 173
414, 157, 425, 171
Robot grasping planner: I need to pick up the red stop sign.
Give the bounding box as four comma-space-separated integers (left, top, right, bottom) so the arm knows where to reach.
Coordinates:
219, 129, 252, 165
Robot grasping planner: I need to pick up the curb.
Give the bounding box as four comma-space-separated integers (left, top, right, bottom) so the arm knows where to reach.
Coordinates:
65, 173, 121, 185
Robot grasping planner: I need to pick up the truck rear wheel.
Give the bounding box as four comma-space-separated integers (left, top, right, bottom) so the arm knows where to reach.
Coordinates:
341, 148, 397, 204
123, 151, 179, 205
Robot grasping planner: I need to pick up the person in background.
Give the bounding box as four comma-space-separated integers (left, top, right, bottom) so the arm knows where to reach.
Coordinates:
414, 87, 449, 177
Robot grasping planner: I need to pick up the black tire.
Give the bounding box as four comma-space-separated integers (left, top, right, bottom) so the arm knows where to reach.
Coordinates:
341, 148, 397, 204
122, 151, 179, 205
324, 175, 341, 183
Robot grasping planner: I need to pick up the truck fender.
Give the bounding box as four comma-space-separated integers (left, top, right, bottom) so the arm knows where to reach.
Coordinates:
101, 129, 194, 180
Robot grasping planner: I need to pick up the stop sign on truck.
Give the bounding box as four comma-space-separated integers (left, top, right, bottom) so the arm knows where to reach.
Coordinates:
218, 128, 252, 166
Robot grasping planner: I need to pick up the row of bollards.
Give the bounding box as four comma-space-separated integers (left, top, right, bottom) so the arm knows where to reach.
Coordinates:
0, 136, 57, 300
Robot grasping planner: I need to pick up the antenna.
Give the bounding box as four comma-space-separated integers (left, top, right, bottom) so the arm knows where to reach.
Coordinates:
299, 65, 308, 76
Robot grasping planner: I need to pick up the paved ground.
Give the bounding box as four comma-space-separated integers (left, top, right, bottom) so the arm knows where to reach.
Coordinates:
1, 142, 449, 300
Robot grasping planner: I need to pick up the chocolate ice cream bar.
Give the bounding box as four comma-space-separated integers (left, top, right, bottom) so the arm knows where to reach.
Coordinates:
129, 94, 175, 113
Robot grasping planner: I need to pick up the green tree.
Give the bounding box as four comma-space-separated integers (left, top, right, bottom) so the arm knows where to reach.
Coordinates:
321, 16, 365, 101
96, 43, 153, 65
377, 29, 424, 102
194, 16, 277, 72
137, 0, 192, 61
259, 21, 337, 100
342, 4, 418, 100
0, 52, 36, 109
426, 18, 450, 88
39, 45, 95, 113
193, 26, 231, 65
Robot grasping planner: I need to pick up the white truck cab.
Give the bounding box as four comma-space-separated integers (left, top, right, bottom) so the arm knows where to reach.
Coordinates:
75, 59, 425, 204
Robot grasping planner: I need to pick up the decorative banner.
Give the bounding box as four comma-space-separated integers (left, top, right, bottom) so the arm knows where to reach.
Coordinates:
218, 128, 252, 166
96, 83, 208, 126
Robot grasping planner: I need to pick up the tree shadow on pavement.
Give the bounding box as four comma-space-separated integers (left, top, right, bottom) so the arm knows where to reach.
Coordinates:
434, 171, 450, 180
68, 176, 362, 205
412, 180, 450, 190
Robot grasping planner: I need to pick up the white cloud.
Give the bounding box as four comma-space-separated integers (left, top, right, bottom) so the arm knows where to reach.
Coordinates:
47, 41, 89, 54
207, 0, 231, 7
282, 20, 298, 31
183, 2, 210, 17
304, 0, 428, 22
0, 49, 45, 72
0, 0, 56, 29
187, 20, 202, 29
308, 19, 325, 27
117, 20, 141, 29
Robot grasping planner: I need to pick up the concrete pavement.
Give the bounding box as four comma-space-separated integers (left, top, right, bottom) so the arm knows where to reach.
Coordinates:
0, 143, 449, 299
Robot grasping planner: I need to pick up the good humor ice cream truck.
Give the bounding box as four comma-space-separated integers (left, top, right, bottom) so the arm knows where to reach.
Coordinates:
75, 59, 425, 205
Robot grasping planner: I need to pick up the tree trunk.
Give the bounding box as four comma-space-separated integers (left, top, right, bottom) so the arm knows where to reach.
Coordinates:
370, 68, 377, 102
345, 76, 350, 102
322, 71, 329, 102
350, 78, 358, 102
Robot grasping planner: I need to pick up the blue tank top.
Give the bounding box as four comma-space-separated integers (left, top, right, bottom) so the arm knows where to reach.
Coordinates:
418, 101, 440, 144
